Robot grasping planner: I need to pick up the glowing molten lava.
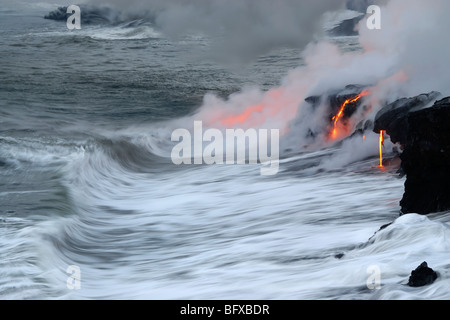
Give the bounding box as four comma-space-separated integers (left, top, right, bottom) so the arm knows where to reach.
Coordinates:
330, 90, 371, 139
221, 104, 263, 127
220, 88, 284, 128
379, 130, 385, 167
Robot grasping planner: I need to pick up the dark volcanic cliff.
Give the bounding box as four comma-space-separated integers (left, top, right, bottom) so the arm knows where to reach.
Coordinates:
373, 93, 450, 215
373, 92, 441, 145
399, 97, 450, 214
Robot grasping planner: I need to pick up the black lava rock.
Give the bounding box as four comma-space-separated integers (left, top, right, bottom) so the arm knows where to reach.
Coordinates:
304, 84, 371, 140
373, 91, 441, 146
44, 5, 122, 25
335, 253, 345, 259
407, 262, 438, 287
44, 6, 68, 21
328, 0, 379, 37
306, 84, 370, 118
400, 97, 450, 214
327, 15, 364, 37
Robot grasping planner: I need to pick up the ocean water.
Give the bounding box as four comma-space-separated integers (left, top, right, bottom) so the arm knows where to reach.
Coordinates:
1, 4, 450, 300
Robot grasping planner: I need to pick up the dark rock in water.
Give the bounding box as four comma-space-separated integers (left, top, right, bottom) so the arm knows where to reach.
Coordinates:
327, 15, 364, 37
407, 262, 438, 287
44, 5, 123, 25
44, 7, 68, 21
373, 91, 441, 146
400, 97, 450, 214
330, 18, 361, 37
335, 253, 345, 259
329, 0, 378, 36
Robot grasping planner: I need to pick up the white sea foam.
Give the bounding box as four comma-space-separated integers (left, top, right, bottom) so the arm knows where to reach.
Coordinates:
87, 25, 161, 40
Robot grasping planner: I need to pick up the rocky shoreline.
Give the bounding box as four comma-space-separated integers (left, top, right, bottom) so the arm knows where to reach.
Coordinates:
374, 94, 450, 215
306, 87, 450, 216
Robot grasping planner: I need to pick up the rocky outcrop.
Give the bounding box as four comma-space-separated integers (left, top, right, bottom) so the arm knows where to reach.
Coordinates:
328, 0, 379, 36
407, 262, 438, 287
44, 5, 124, 25
309, 87, 449, 215
373, 92, 441, 145
372, 93, 450, 215
399, 97, 450, 214
306, 84, 370, 117
44, 6, 69, 21
304, 85, 370, 138
327, 15, 364, 37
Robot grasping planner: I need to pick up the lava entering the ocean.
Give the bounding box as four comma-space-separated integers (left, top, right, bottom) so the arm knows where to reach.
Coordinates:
379, 130, 385, 168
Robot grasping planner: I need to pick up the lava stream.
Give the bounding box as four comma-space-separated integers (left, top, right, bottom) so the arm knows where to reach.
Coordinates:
330, 90, 371, 139
379, 130, 385, 167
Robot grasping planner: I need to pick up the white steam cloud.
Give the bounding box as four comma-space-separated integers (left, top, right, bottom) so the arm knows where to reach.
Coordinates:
86, 0, 347, 61
358, 0, 450, 98
190, 0, 450, 161
95, 0, 449, 163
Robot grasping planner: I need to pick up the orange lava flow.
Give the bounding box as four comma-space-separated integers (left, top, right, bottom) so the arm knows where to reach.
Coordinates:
379, 130, 385, 167
330, 90, 371, 139
219, 88, 284, 128
221, 104, 263, 127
